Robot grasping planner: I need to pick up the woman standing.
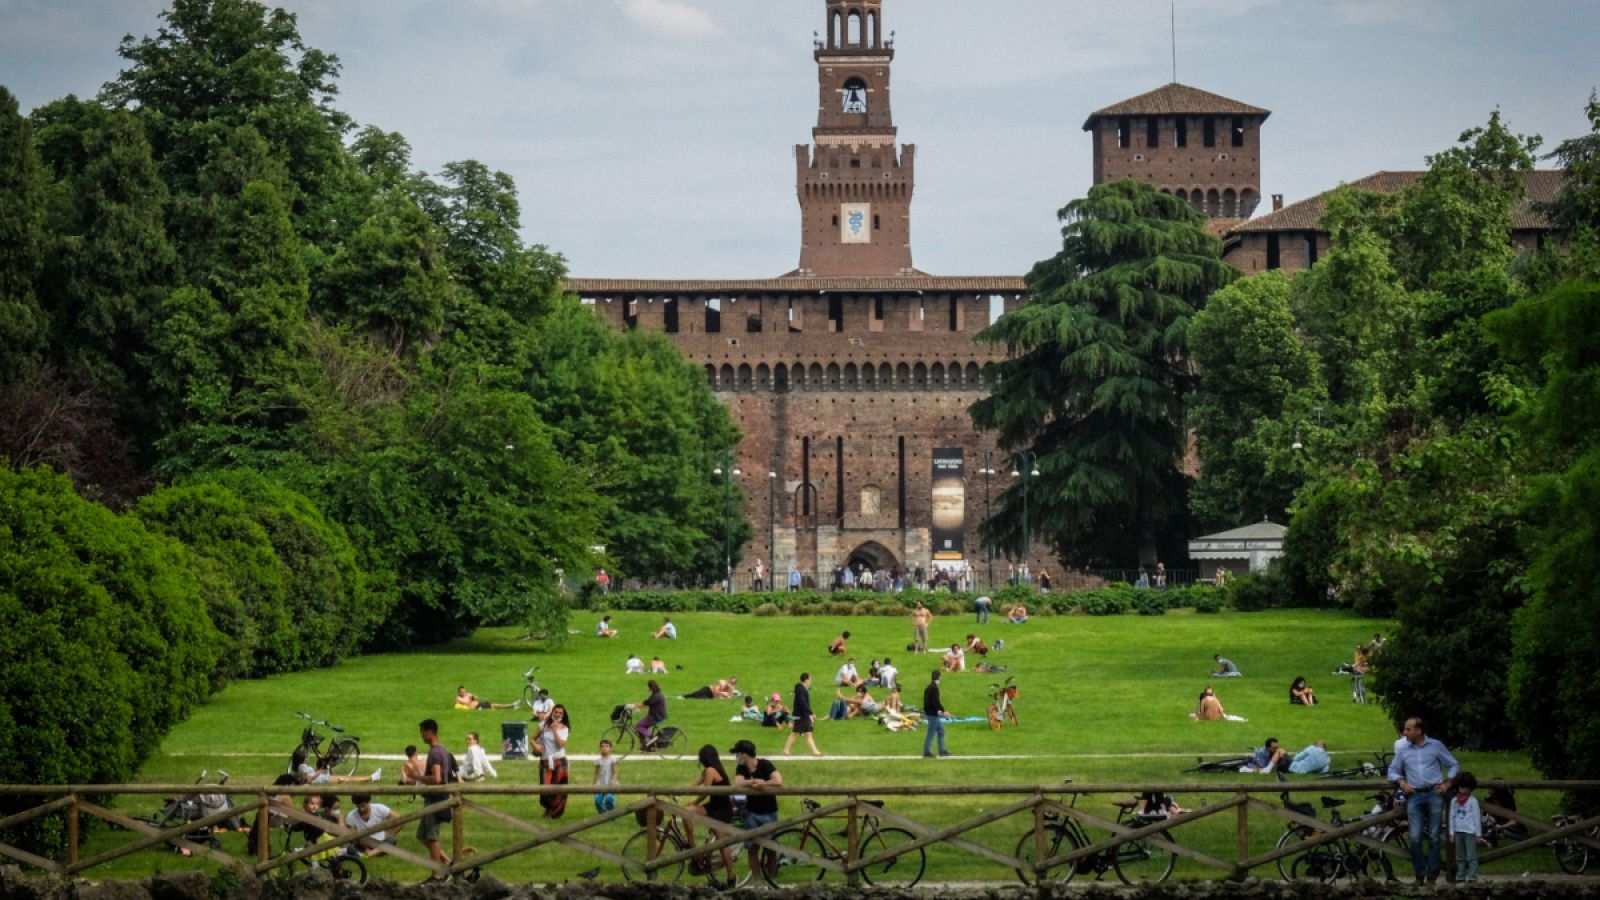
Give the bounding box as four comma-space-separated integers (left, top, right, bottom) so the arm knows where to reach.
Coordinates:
535, 704, 570, 817
683, 745, 737, 886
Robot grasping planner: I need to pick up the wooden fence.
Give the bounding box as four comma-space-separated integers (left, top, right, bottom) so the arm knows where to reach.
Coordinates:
2, 781, 1597, 884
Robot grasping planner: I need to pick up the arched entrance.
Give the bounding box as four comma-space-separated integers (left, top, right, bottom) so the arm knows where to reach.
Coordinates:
847, 541, 900, 574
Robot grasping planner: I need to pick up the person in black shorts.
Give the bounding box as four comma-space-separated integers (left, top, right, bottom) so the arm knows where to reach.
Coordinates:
415, 718, 453, 879
732, 739, 782, 881
782, 673, 821, 756
684, 744, 737, 885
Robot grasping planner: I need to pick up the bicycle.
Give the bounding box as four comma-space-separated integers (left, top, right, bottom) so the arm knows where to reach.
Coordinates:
601, 705, 689, 760
986, 676, 1019, 730
1319, 751, 1394, 780
1552, 813, 1598, 875
1185, 752, 1255, 774
289, 712, 362, 777
764, 798, 926, 887
1012, 784, 1177, 884
521, 666, 544, 709
619, 800, 753, 889
281, 820, 368, 883
1274, 791, 1407, 882
134, 769, 242, 851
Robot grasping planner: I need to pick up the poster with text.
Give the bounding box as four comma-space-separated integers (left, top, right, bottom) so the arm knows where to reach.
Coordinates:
931, 448, 965, 560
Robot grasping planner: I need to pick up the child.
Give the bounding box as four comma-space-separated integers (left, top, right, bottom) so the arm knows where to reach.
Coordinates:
740, 696, 764, 723
593, 739, 619, 813
1449, 772, 1482, 883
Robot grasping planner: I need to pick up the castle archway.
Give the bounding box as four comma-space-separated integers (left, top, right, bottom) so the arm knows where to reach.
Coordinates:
847, 540, 900, 574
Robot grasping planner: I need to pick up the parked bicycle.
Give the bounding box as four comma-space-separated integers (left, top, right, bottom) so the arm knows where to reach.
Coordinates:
281, 818, 368, 883
134, 769, 242, 851
987, 676, 1019, 730
521, 666, 544, 709
1274, 791, 1407, 882
1552, 813, 1598, 875
1013, 783, 1177, 884
619, 798, 754, 889
1319, 751, 1394, 780
1184, 752, 1255, 774
764, 798, 925, 887
289, 712, 362, 777
601, 705, 689, 760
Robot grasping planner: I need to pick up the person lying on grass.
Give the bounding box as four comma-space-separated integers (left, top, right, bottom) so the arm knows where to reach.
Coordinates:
835, 684, 882, 719
455, 686, 519, 711
683, 678, 739, 700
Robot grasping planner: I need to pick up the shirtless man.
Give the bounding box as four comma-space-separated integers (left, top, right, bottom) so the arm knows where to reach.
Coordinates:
911, 602, 932, 653
1190, 687, 1226, 721
454, 686, 518, 710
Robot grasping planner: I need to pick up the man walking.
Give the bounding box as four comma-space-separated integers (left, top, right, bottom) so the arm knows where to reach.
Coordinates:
922, 670, 949, 758
1387, 717, 1460, 885
782, 673, 821, 756
416, 719, 453, 879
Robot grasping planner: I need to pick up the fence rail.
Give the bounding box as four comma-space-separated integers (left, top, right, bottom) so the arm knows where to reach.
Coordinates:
3, 781, 1598, 884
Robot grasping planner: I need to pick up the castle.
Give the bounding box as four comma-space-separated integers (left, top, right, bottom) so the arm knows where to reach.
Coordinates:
566, 0, 1559, 588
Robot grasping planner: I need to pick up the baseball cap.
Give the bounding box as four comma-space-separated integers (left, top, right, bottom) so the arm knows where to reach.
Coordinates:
728, 739, 758, 757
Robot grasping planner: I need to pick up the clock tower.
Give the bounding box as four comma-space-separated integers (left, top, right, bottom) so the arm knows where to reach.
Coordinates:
794, 0, 917, 277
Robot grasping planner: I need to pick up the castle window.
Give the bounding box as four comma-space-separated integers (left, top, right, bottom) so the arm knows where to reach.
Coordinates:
663, 298, 680, 333
949, 297, 963, 332
746, 312, 762, 333
1175, 118, 1188, 147
842, 77, 868, 114
623, 299, 638, 330
1305, 233, 1319, 267
828, 296, 844, 333
1203, 117, 1216, 148
850, 158, 861, 168
1266, 233, 1281, 270
1146, 117, 1159, 149
788, 300, 803, 333
873, 214, 880, 230
705, 298, 722, 334
1117, 117, 1131, 149
1232, 116, 1246, 147
870, 296, 884, 333
909, 300, 924, 332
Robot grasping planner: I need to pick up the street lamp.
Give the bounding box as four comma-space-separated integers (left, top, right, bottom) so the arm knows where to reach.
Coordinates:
978, 451, 997, 590
1011, 451, 1040, 574
713, 453, 742, 592
768, 470, 778, 592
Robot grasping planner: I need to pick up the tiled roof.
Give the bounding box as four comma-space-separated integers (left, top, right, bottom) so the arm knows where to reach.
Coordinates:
1193, 520, 1289, 542
1229, 170, 1567, 234
565, 276, 1028, 294
1083, 83, 1270, 130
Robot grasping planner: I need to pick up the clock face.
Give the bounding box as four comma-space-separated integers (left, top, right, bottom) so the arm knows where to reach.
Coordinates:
840, 203, 871, 244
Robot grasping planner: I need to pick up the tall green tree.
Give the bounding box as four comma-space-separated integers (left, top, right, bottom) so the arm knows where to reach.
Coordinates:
1188, 271, 1326, 530
0, 87, 48, 383
972, 179, 1234, 566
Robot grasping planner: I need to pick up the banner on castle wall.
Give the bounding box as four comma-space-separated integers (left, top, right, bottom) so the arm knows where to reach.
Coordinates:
840, 203, 871, 244
930, 448, 965, 560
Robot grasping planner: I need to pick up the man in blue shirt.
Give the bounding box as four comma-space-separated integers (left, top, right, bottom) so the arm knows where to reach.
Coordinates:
1387, 717, 1460, 885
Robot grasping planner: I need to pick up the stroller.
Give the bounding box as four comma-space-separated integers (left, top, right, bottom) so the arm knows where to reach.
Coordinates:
139, 770, 243, 851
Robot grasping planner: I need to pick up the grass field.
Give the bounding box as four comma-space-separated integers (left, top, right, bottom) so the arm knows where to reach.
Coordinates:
84, 607, 1556, 883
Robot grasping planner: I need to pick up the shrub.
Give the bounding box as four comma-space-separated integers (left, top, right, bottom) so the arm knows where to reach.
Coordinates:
752, 602, 781, 617
1192, 593, 1224, 614
819, 600, 857, 616
1077, 590, 1132, 616
1132, 594, 1168, 616
0, 466, 220, 852
1225, 573, 1287, 611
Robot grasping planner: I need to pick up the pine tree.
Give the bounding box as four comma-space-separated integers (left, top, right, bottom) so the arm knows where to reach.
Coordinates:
972, 179, 1235, 567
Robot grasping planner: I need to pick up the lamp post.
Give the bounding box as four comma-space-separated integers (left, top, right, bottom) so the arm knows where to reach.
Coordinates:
979, 451, 997, 590
713, 452, 742, 593
1010, 451, 1040, 574
768, 470, 778, 592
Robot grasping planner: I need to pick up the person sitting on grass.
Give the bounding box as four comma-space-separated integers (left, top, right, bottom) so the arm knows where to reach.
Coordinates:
866, 659, 883, 686
454, 686, 519, 711
1007, 604, 1029, 624
345, 794, 397, 855
836, 658, 862, 688
879, 686, 921, 731
1290, 676, 1317, 706
460, 731, 498, 781
625, 653, 645, 674
739, 695, 764, 723
652, 617, 677, 640
1242, 737, 1288, 774
942, 643, 966, 673
965, 633, 989, 656
531, 688, 554, 723
399, 745, 425, 785
1189, 686, 1229, 721
763, 694, 792, 729
650, 656, 668, 674
828, 631, 851, 655
1211, 655, 1242, 677
596, 615, 618, 638
836, 684, 882, 719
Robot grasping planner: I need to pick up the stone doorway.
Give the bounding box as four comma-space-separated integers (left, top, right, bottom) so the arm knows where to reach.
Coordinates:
846, 540, 901, 575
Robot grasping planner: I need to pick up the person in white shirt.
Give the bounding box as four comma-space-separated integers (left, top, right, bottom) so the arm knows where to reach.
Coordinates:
835, 659, 861, 688
460, 731, 498, 781
536, 705, 571, 818
1448, 772, 1483, 883
625, 654, 645, 674
531, 689, 555, 723
877, 658, 898, 691
344, 795, 395, 853
652, 617, 677, 639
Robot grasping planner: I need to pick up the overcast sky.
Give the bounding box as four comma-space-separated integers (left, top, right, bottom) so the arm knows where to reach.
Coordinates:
3, 0, 1597, 279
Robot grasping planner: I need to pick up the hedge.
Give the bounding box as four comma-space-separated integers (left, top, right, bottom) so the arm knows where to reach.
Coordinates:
581, 582, 1229, 618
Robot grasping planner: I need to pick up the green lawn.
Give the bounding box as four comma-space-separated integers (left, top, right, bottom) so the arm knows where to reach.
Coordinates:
79, 607, 1555, 883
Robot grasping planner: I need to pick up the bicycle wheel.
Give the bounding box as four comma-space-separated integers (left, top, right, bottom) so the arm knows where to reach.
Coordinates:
1275, 826, 1312, 880
857, 825, 925, 887
330, 739, 362, 777
331, 854, 367, 883
1554, 829, 1590, 875
523, 684, 538, 709
1113, 830, 1175, 884
762, 827, 829, 887
1375, 827, 1406, 881
600, 725, 635, 759
1013, 828, 1077, 885
621, 829, 685, 882
655, 726, 689, 761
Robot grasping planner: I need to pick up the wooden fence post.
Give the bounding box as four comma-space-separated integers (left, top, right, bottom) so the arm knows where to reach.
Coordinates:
846, 797, 861, 887
1235, 792, 1250, 880
66, 795, 78, 870
451, 791, 465, 875
1032, 794, 1046, 879
645, 799, 659, 882
256, 792, 270, 865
